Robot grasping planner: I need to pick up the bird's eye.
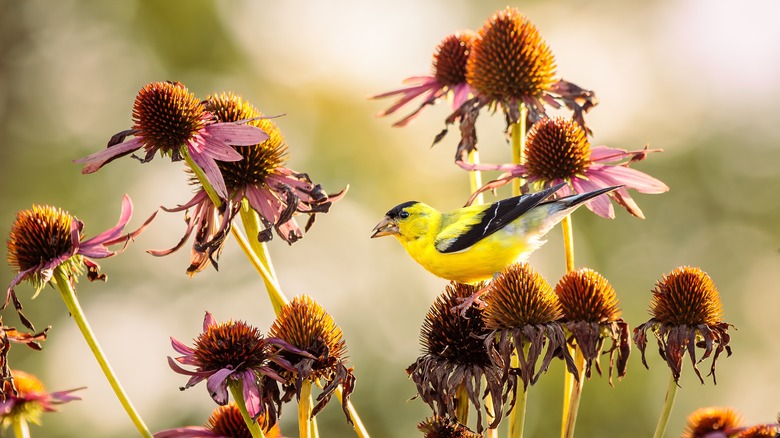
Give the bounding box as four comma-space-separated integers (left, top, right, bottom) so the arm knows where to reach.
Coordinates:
399, 210, 409, 219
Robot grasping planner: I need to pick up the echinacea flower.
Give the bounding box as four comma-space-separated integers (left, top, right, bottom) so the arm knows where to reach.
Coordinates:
555, 268, 630, 383
460, 117, 669, 219
371, 31, 477, 127
417, 416, 481, 438
4, 195, 155, 330
633, 266, 733, 384
168, 311, 311, 424
150, 93, 346, 275
153, 403, 282, 438
682, 406, 744, 438
0, 317, 49, 401
435, 7, 597, 161
268, 295, 355, 424
482, 263, 577, 391
406, 282, 506, 432
74, 81, 269, 199
733, 423, 780, 438
0, 369, 83, 427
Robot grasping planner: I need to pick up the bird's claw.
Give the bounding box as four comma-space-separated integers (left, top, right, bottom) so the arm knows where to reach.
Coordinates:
452, 290, 487, 317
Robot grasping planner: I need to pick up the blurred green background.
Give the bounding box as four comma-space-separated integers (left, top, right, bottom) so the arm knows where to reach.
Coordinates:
1, 0, 779, 436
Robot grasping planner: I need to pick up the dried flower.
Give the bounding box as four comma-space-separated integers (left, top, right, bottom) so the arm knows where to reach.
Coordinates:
372, 31, 477, 127
406, 282, 506, 432
483, 263, 577, 392
153, 403, 282, 438
268, 295, 355, 424
75, 81, 269, 199
417, 416, 482, 438
460, 117, 668, 219
0, 317, 49, 401
0, 369, 83, 427
682, 406, 744, 438
5, 195, 154, 330
167, 311, 311, 424
633, 266, 733, 384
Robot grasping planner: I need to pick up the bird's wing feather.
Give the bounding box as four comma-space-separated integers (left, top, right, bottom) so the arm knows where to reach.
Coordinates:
435, 183, 566, 253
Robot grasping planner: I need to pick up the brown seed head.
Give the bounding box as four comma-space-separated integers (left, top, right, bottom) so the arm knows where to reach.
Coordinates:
683, 407, 744, 438
417, 416, 481, 438
556, 268, 621, 323
734, 424, 780, 438
650, 266, 723, 326
483, 263, 561, 329
205, 92, 288, 190
433, 31, 477, 87
420, 282, 489, 365
467, 7, 557, 102
132, 81, 208, 156
525, 117, 592, 181
207, 403, 281, 438
9, 369, 45, 397
193, 320, 268, 373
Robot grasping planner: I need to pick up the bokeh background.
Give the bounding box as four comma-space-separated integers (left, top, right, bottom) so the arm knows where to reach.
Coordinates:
1, 0, 779, 436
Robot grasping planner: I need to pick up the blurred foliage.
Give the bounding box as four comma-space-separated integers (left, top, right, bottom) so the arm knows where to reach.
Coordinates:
1, 0, 780, 437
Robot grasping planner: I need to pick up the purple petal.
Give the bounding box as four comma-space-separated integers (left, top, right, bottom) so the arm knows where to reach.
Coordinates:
451, 83, 473, 109
167, 356, 206, 380
153, 426, 219, 438
571, 177, 615, 219
80, 195, 133, 249
206, 123, 269, 146
589, 164, 669, 193
203, 311, 217, 331
74, 137, 144, 174
161, 190, 209, 213
199, 136, 244, 162
49, 387, 85, 404
241, 370, 262, 419
5, 267, 36, 308
188, 147, 229, 199
245, 184, 282, 224
170, 337, 196, 356
456, 160, 522, 173
206, 368, 234, 405
588, 146, 635, 163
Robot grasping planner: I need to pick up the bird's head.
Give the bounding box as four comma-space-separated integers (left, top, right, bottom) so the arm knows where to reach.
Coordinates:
371, 201, 433, 242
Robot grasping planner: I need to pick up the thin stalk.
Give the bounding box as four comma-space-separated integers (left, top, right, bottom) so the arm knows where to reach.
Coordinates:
230, 226, 288, 315
508, 346, 529, 438
181, 149, 221, 208
559, 214, 576, 437
510, 105, 528, 197
652, 374, 679, 438
455, 381, 470, 426
561, 214, 575, 273
468, 150, 485, 205
12, 416, 29, 438
228, 381, 266, 438
484, 391, 498, 438
563, 347, 588, 438
299, 380, 314, 438
52, 267, 151, 438
335, 385, 371, 438
560, 344, 576, 438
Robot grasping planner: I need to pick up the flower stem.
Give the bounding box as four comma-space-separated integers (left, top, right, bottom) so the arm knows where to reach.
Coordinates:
653, 374, 679, 438
563, 347, 587, 438
228, 381, 266, 438
467, 150, 484, 205
455, 381, 470, 426
559, 213, 576, 437
561, 214, 575, 273
299, 380, 314, 438
12, 416, 29, 438
484, 390, 498, 438
51, 267, 151, 438
181, 148, 222, 208
335, 385, 371, 438
510, 104, 528, 197
508, 346, 529, 438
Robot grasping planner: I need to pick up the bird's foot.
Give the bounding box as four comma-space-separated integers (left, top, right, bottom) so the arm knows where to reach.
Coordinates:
452, 289, 487, 317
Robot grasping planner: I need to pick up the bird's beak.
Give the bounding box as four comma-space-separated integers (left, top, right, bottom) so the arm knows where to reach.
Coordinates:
371, 216, 398, 238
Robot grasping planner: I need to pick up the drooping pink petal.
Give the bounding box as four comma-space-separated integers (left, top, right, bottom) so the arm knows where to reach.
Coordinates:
571, 177, 615, 219
588, 145, 636, 163
589, 164, 669, 194
198, 135, 244, 162
161, 190, 210, 213
167, 357, 209, 382
153, 426, 218, 438
170, 336, 196, 356
245, 185, 282, 224
456, 159, 522, 173
80, 195, 133, 248
610, 186, 645, 219
48, 387, 85, 405
391, 87, 445, 127
148, 199, 205, 256
206, 368, 235, 405
203, 311, 217, 331
451, 83, 472, 109
5, 267, 36, 308
240, 370, 262, 419
188, 147, 229, 199
205, 122, 269, 146
74, 137, 145, 174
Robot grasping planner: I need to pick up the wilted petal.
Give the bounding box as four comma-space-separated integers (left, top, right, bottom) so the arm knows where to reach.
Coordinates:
80, 195, 133, 248
571, 178, 615, 219
203, 312, 217, 331
170, 337, 196, 356
590, 164, 669, 194
189, 148, 229, 199
206, 368, 234, 405
153, 426, 217, 438
74, 137, 145, 174
241, 370, 262, 419
199, 135, 244, 162
206, 122, 269, 146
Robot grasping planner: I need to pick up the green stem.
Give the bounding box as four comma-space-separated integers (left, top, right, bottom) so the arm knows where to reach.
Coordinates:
12, 416, 29, 438
335, 385, 371, 438
561, 214, 575, 273
563, 347, 587, 438
455, 381, 470, 426
299, 380, 314, 438
510, 104, 528, 197
181, 148, 222, 208
653, 374, 679, 438
508, 346, 529, 438
560, 344, 575, 438
51, 267, 151, 437
228, 381, 266, 438
484, 390, 498, 438
467, 150, 484, 205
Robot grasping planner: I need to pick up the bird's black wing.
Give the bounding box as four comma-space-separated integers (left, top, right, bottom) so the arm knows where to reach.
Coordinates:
437, 183, 566, 253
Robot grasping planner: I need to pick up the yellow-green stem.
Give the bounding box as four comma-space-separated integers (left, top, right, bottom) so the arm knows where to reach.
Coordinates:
484, 391, 498, 438
510, 105, 528, 197
653, 374, 679, 438
563, 347, 587, 438
230, 226, 288, 315
52, 267, 151, 438
559, 213, 576, 437
508, 345, 529, 438
299, 380, 314, 438
561, 214, 575, 273
468, 150, 485, 205
228, 381, 266, 438
12, 416, 29, 438
560, 344, 575, 438
335, 385, 371, 438
455, 381, 470, 426
182, 148, 222, 208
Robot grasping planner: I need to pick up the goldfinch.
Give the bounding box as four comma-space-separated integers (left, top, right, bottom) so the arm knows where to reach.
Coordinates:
371, 183, 619, 284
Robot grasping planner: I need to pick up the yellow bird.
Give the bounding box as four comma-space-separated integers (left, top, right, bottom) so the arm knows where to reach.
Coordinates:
371, 183, 619, 284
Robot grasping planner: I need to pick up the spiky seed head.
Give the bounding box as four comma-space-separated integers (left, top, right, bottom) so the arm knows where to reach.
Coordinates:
206, 403, 280, 438
525, 117, 592, 181
433, 31, 477, 87
556, 268, 621, 322
417, 416, 482, 438
467, 7, 557, 102
193, 320, 268, 372
682, 407, 744, 438
650, 266, 723, 326
483, 263, 561, 329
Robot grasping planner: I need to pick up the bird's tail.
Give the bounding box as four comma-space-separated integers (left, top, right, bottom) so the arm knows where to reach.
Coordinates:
553, 185, 622, 210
